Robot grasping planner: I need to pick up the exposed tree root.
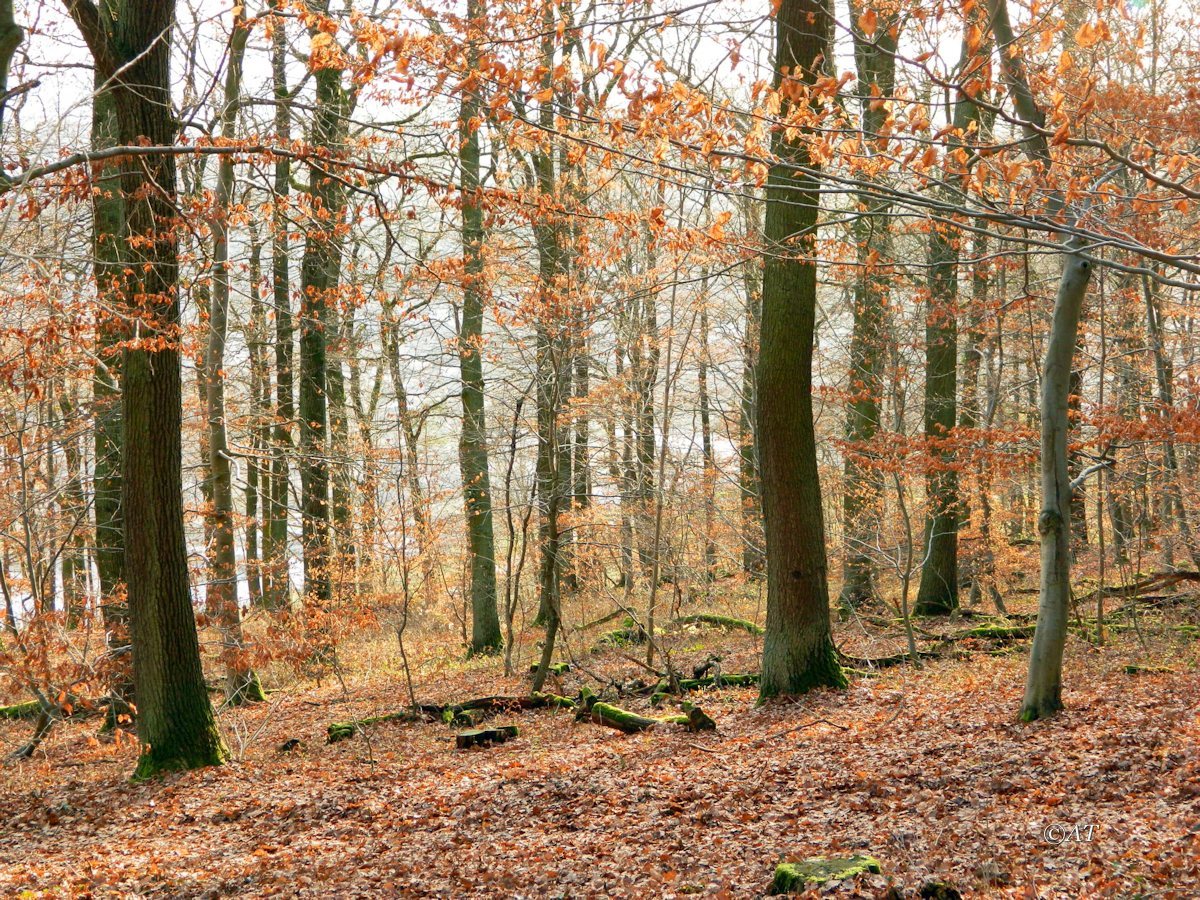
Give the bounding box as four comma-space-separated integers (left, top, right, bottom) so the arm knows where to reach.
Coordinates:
8, 711, 55, 761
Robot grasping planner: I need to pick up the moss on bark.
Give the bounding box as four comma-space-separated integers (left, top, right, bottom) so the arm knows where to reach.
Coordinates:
759, 636, 847, 701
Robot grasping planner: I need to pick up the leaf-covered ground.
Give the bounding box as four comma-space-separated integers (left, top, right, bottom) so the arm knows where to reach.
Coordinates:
2, 611, 1199, 898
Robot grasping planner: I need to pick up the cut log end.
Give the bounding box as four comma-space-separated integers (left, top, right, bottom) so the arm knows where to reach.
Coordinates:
455, 725, 519, 749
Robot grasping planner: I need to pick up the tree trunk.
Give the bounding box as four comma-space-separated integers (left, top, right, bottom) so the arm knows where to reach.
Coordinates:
698, 286, 716, 582
67, 0, 227, 776
245, 235, 267, 607
297, 11, 347, 608
987, 0, 1096, 720
264, 0, 294, 609
914, 22, 989, 616
839, 3, 898, 610
757, 0, 846, 700
206, 8, 263, 704
90, 53, 127, 632
457, 0, 502, 654
737, 194, 765, 577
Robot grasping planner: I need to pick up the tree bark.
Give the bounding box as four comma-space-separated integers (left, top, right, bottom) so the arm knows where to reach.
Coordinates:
757, 0, 846, 699
457, 0, 502, 654
297, 6, 348, 608
986, 0, 1097, 720
839, 2, 898, 610
66, 0, 227, 776
89, 41, 127, 631
206, 7, 263, 704
264, 0, 293, 609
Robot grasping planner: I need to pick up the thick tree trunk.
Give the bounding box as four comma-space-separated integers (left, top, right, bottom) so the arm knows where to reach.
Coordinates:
457, 0, 502, 654
757, 0, 846, 700
68, 0, 227, 776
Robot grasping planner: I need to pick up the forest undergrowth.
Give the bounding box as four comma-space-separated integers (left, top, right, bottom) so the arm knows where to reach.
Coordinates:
2, 586, 1198, 898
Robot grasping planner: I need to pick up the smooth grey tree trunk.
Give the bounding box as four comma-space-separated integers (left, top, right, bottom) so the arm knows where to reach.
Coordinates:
987, 0, 1097, 720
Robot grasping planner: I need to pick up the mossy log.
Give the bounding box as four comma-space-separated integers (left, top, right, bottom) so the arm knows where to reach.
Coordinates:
647, 672, 760, 699
327, 709, 425, 743
588, 701, 715, 734
0, 700, 42, 720
455, 725, 519, 749
957, 623, 1036, 640
328, 693, 576, 743
769, 855, 882, 894
527, 662, 571, 676
1123, 664, 1175, 675
595, 618, 648, 649
674, 614, 764, 635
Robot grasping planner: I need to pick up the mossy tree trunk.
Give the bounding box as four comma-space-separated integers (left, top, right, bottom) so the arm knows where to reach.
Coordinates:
839, 3, 899, 611
298, 6, 349, 609
89, 36, 127, 635
757, 0, 846, 700
457, 0, 502, 654
66, 0, 227, 777
263, 0, 294, 609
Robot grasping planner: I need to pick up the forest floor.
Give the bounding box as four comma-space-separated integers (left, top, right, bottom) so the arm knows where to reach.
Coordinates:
1, 588, 1199, 898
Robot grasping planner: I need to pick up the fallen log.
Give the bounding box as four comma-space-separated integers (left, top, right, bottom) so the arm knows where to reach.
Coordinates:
957, 623, 1036, 640
0, 700, 41, 720
327, 709, 427, 743
673, 614, 764, 636
646, 672, 760, 704
527, 662, 571, 676
328, 693, 576, 743
594, 619, 648, 649
1076, 571, 1200, 605
839, 647, 949, 670
455, 725, 519, 750
588, 701, 715, 734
